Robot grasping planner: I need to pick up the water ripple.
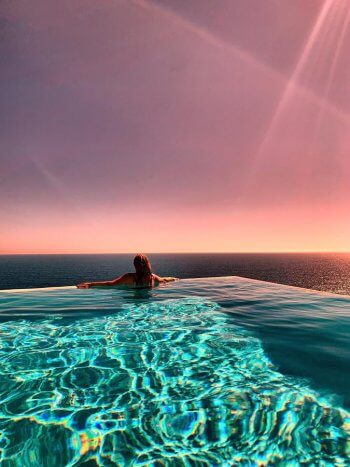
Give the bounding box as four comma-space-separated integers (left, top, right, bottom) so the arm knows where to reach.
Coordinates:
0, 296, 349, 465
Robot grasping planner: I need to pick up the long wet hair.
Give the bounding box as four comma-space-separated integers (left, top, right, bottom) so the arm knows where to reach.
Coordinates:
133, 254, 153, 286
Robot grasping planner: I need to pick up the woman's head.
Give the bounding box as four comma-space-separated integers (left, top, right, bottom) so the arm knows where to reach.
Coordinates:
133, 254, 152, 276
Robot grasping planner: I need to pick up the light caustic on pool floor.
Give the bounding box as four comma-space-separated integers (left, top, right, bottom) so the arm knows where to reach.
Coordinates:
0, 297, 349, 465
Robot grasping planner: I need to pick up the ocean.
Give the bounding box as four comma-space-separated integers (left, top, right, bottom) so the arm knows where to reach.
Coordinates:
1, 252, 350, 294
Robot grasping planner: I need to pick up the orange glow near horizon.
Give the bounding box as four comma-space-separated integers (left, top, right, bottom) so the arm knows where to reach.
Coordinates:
2, 203, 350, 254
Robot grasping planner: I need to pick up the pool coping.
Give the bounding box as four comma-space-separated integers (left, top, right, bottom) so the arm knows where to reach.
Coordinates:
0, 275, 349, 299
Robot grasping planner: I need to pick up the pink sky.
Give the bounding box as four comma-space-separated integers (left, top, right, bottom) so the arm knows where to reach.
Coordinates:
1, 0, 350, 253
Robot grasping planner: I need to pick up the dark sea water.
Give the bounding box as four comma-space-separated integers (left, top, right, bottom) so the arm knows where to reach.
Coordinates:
1, 253, 350, 294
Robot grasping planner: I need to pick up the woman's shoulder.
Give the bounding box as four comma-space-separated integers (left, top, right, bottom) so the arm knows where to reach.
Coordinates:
118, 273, 136, 284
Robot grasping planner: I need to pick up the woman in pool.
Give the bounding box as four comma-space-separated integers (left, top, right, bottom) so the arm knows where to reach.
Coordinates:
77, 254, 178, 288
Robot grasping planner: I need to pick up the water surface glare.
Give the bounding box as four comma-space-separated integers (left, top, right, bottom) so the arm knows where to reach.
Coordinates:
0, 277, 349, 465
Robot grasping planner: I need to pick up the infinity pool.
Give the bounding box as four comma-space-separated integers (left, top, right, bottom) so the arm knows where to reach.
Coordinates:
0, 277, 349, 465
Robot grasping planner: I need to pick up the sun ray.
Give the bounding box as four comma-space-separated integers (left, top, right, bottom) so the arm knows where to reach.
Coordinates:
132, 0, 350, 127
31, 158, 66, 196
30, 157, 82, 213
314, 1, 350, 130
253, 0, 345, 163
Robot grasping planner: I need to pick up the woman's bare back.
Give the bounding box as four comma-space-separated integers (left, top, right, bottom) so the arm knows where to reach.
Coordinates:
77, 255, 178, 289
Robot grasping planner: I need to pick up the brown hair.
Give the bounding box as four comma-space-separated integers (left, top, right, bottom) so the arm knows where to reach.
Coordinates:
133, 254, 153, 286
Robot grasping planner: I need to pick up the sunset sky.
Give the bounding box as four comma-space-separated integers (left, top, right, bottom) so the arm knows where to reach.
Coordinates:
1, 0, 350, 254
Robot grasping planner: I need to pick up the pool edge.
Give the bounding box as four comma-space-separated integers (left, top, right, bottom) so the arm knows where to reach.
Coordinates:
1, 275, 350, 299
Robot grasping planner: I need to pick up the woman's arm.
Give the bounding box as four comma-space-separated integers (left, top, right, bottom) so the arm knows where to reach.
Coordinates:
153, 274, 179, 283
77, 274, 131, 288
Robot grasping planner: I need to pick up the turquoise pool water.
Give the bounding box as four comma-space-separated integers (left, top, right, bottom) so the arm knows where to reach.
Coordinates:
0, 277, 349, 466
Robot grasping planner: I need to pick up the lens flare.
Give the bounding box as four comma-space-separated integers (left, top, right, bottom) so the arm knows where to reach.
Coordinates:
254, 0, 350, 165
